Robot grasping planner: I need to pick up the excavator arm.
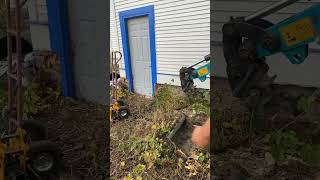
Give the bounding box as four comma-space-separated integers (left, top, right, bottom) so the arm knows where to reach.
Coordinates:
222, 0, 320, 97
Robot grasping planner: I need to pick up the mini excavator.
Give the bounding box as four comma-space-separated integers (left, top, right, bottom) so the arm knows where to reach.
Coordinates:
179, 54, 211, 92
222, 0, 320, 98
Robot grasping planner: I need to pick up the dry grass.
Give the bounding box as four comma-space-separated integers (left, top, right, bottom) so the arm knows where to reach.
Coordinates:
212, 78, 320, 180
110, 85, 210, 180
0, 78, 108, 179
36, 98, 108, 179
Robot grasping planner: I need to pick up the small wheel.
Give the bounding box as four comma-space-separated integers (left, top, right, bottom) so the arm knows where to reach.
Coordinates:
32, 152, 55, 172
28, 140, 63, 177
118, 106, 129, 119
21, 120, 48, 141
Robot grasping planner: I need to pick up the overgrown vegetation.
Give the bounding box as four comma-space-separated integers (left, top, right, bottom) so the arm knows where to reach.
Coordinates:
263, 90, 320, 167
266, 131, 301, 162
0, 80, 62, 132
263, 130, 320, 168
110, 79, 130, 100
153, 85, 183, 112
23, 83, 62, 116
111, 84, 210, 179
213, 80, 320, 179
154, 85, 210, 116
297, 89, 320, 118
121, 132, 174, 179
237, 88, 320, 168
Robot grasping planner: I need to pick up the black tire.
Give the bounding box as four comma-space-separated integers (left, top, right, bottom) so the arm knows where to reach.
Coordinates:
110, 72, 120, 80
21, 120, 48, 141
0, 36, 33, 60
28, 140, 63, 178
118, 106, 129, 119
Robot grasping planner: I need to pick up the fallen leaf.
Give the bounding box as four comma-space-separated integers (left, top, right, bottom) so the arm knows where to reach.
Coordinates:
120, 161, 125, 167
265, 152, 275, 166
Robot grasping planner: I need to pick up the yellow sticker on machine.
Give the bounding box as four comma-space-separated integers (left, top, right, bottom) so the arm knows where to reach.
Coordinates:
198, 67, 209, 77
280, 18, 315, 47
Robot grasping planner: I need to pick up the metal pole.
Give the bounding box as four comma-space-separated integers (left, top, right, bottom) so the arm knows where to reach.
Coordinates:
114, 52, 118, 101
245, 0, 300, 22
112, 52, 115, 102
15, 0, 22, 127
188, 57, 210, 68
6, 0, 13, 133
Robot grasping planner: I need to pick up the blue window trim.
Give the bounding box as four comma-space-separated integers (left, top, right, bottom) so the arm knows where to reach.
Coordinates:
47, 0, 74, 97
119, 5, 157, 96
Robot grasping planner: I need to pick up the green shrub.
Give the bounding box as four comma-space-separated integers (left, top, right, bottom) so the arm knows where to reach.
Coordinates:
268, 131, 301, 162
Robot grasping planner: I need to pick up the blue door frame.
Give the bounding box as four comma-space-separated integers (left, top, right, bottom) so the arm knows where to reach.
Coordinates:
47, 0, 74, 97
119, 5, 157, 96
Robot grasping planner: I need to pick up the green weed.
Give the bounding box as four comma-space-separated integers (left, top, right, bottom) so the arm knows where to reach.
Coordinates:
185, 89, 208, 105
301, 144, 320, 168
154, 86, 177, 111
268, 131, 301, 162
23, 83, 62, 116
132, 163, 146, 175
109, 85, 129, 99
192, 102, 210, 116
128, 134, 172, 168
24, 84, 47, 115
297, 89, 320, 121
184, 151, 210, 177
266, 131, 320, 167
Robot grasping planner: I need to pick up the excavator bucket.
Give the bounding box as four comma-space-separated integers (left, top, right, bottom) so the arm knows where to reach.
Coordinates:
167, 113, 195, 158
179, 67, 196, 93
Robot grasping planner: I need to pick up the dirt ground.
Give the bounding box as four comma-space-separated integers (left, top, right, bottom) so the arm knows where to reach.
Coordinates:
0, 78, 107, 180
35, 98, 108, 179
110, 85, 210, 180
212, 77, 320, 180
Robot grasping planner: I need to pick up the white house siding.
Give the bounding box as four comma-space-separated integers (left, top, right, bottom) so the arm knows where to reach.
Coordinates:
110, 0, 120, 51
110, 0, 210, 89
26, 1, 109, 104
212, 0, 320, 88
